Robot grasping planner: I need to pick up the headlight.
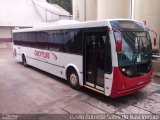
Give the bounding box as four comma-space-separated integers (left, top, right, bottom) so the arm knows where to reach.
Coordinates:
122, 68, 126, 72
121, 67, 133, 77
126, 69, 133, 76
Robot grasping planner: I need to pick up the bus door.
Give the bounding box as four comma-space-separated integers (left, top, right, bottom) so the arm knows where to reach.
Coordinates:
83, 27, 112, 93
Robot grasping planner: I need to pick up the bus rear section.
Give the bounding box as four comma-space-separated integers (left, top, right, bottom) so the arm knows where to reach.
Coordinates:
109, 20, 152, 97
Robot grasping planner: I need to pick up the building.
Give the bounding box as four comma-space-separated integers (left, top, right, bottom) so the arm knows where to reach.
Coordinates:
72, 0, 131, 21
0, 0, 71, 43
72, 0, 160, 49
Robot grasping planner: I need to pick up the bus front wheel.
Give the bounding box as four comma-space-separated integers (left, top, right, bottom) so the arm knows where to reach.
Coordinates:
22, 55, 27, 67
67, 69, 80, 90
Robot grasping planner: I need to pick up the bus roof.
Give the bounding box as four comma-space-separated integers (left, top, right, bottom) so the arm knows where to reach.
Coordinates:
13, 19, 143, 33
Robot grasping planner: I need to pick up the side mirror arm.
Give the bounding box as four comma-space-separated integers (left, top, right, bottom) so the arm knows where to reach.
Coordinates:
148, 29, 157, 46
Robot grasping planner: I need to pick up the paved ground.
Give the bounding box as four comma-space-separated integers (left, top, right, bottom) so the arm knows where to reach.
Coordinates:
0, 48, 160, 119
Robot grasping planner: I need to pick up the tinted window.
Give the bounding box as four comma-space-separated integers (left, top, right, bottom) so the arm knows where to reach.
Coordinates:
13, 33, 25, 46
13, 33, 21, 45
62, 29, 82, 54
62, 30, 72, 52
37, 31, 48, 49
48, 30, 63, 51
13, 29, 82, 55
26, 32, 37, 47
13, 32, 37, 47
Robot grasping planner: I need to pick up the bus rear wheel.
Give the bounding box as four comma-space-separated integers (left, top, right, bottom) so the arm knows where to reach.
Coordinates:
22, 55, 27, 67
67, 69, 80, 89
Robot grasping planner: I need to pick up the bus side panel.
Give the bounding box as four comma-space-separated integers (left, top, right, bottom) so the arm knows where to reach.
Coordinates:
14, 46, 83, 83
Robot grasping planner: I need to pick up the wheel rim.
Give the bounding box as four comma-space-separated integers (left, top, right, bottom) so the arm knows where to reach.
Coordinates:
70, 73, 78, 86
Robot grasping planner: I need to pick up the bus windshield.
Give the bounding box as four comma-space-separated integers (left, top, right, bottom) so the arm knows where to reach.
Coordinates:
111, 20, 152, 77
115, 31, 152, 66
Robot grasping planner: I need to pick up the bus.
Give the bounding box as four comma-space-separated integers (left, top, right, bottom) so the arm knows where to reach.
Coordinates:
13, 19, 154, 98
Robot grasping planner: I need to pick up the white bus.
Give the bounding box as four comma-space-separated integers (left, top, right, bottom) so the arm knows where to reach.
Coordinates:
13, 19, 153, 98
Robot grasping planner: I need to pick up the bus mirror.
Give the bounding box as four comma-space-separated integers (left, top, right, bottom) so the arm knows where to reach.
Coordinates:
154, 38, 156, 46
148, 29, 157, 47
116, 40, 122, 52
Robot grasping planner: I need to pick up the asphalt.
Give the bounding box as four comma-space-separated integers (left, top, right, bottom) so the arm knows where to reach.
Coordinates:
0, 48, 160, 120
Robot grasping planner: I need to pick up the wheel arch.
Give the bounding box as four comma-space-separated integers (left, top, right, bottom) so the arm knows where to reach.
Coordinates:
21, 52, 28, 65
65, 64, 83, 86
22, 52, 27, 61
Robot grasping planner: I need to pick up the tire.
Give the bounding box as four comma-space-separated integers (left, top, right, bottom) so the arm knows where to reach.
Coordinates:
67, 69, 80, 89
22, 55, 27, 67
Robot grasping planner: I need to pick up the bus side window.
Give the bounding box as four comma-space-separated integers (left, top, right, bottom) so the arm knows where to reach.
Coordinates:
71, 29, 82, 54
62, 29, 82, 54
48, 33, 56, 51
13, 33, 21, 45
48, 30, 66, 52
62, 30, 72, 52
56, 31, 63, 51
27, 32, 37, 47
37, 32, 49, 49
20, 33, 28, 46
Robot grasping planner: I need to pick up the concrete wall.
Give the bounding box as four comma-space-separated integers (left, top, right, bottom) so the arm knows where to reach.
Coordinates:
86, 0, 97, 20
72, 0, 131, 21
0, 27, 12, 42
97, 0, 131, 19
72, 0, 86, 21
72, 0, 97, 21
